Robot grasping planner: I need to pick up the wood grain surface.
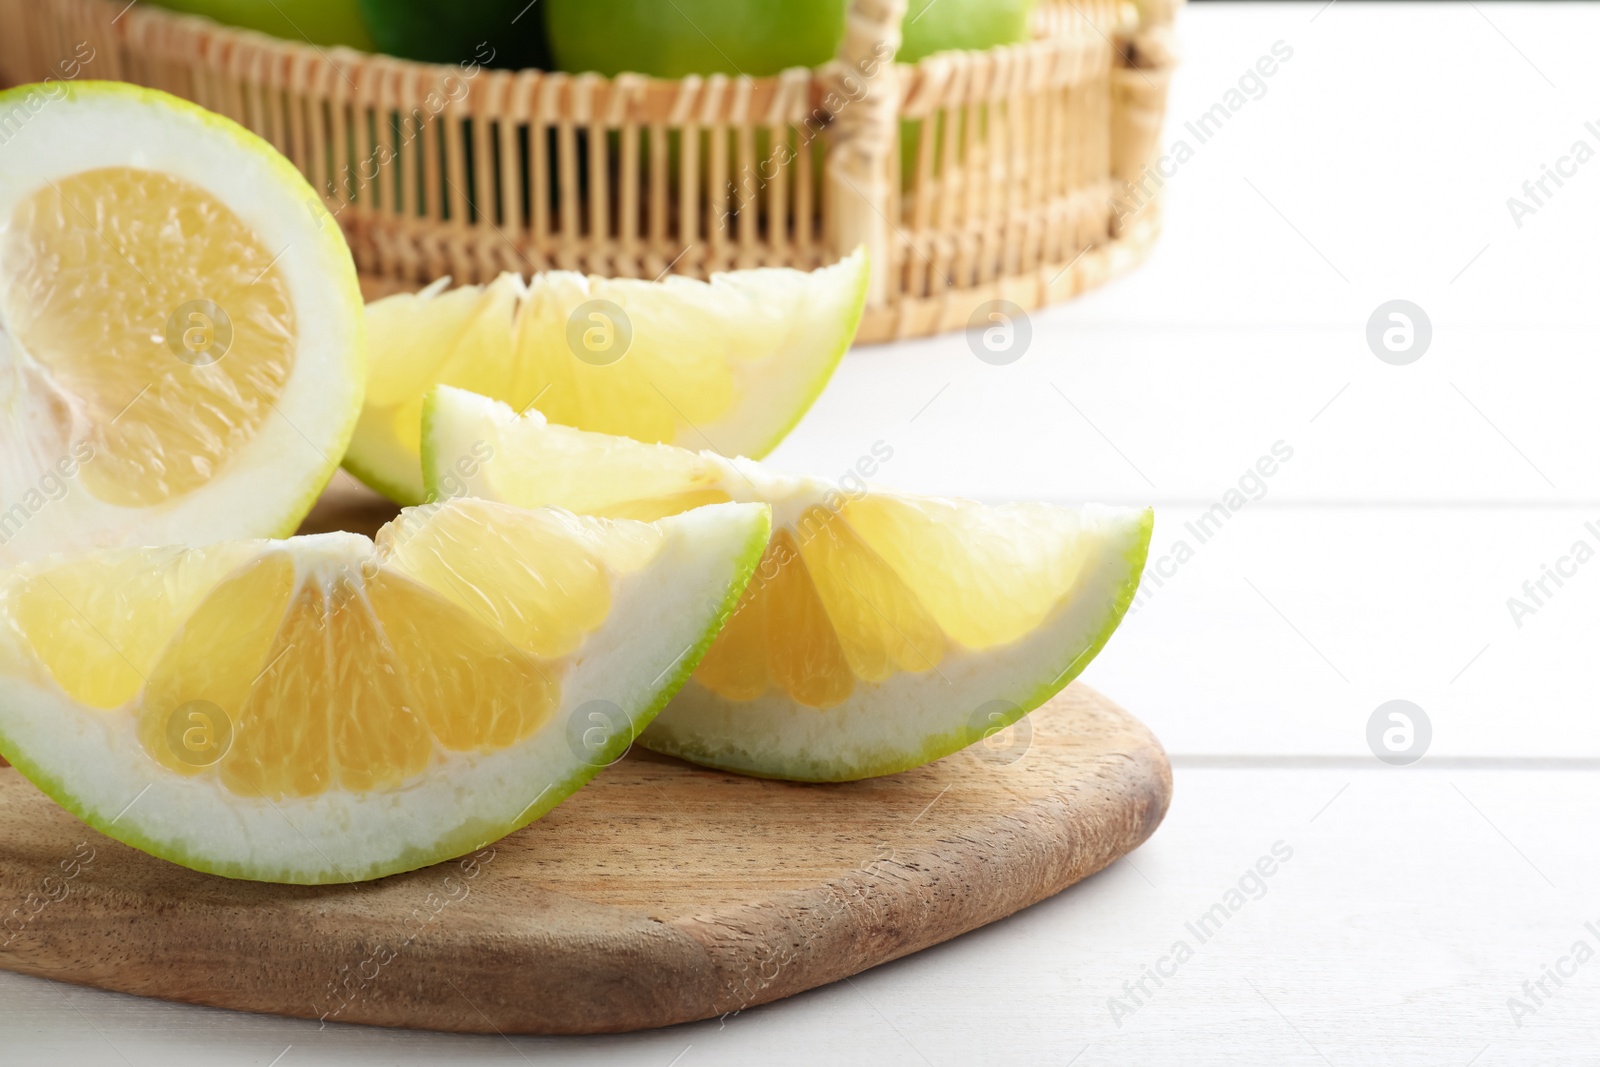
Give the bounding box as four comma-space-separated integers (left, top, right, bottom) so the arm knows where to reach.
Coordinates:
0, 683, 1169, 1034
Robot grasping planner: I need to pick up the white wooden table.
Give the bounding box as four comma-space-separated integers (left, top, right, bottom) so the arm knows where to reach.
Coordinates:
7, 2, 1600, 1062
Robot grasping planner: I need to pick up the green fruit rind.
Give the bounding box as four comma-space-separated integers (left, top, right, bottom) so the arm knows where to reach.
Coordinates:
419, 385, 1154, 784
0, 503, 770, 883
0, 81, 366, 552
340, 438, 427, 510
637, 505, 1154, 782
412, 251, 864, 495
742, 245, 869, 462
348, 248, 867, 506
418, 386, 457, 501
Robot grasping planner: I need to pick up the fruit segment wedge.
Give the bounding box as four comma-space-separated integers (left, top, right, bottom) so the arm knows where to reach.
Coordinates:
0, 498, 770, 883
422, 386, 1153, 781
347, 248, 868, 504
0, 82, 365, 564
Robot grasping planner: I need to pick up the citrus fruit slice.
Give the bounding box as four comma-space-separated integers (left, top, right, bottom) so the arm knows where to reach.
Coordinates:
423, 386, 1153, 781
0, 82, 365, 565
347, 248, 867, 505
0, 497, 770, 883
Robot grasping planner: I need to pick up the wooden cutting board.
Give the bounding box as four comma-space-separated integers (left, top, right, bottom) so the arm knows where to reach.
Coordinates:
0, 683, 1169, 1034
0, 479, 1170, 1032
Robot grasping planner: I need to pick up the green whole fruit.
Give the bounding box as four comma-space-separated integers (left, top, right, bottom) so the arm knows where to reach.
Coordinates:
540, 0, 1037, 201
900, 0, 1035, 63
146, 0, 375, 49
546, 0, 1034, 78
357, 0, 552, 69
544, 0, 849, 78
541, 0, 1035, 197
900, 0, 1035, 189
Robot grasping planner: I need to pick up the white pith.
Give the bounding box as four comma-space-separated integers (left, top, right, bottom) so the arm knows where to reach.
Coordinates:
644, 507, 1149, 780
423, 388, 1153, 780
346, 248, 867, 504
0, 502, 767, 882
0, 84, 363, 562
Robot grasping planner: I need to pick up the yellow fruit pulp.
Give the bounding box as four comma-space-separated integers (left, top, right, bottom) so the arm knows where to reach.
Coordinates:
474, 430, 1096, 710
692, 497, 1092, 709
0, 166, 296, 507
365, 273, 751, 478
5, 501, 660, 799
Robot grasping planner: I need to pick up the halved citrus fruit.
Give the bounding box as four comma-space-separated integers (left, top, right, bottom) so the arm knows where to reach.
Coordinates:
423, 386, 1153, 781
347, 248, 867, 505
0, 497, 769, 882
0, 82, 365, 565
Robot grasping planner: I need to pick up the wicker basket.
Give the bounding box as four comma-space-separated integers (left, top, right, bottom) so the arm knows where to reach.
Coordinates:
0, 0, 1180, 343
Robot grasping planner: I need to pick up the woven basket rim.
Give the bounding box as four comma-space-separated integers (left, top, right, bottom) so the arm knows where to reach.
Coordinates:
0, 0, 1181, 343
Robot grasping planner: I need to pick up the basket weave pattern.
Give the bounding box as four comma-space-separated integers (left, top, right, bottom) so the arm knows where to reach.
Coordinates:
0, 0, 1180, 343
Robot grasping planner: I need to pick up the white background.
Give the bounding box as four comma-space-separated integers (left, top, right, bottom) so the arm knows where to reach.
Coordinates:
7, 2, 1600, 1063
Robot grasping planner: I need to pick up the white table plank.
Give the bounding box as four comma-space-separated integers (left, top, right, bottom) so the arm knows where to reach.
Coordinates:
768, 2, 1600, 507
1084, 504, 1600, 757
771, 319, 1600, 506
